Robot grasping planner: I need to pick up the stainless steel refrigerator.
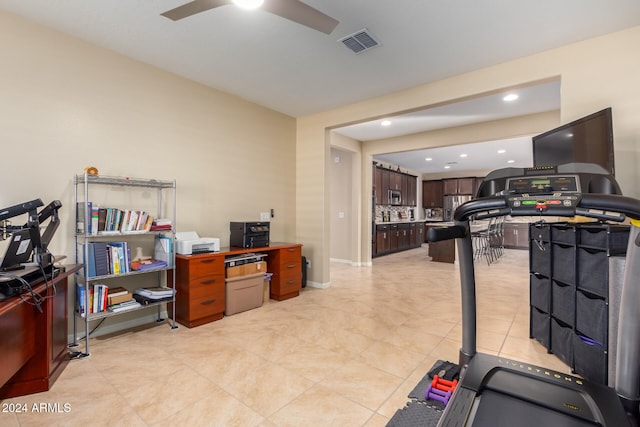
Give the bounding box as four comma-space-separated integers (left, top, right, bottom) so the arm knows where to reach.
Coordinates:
444, 195, 472, 221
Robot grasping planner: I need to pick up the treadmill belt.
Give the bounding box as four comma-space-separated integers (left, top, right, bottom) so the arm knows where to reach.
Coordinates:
471, 390, 597, 427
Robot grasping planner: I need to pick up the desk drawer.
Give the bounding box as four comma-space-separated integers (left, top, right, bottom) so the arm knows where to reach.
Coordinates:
280, 246, 302, 265
188, 274, 225, 293
185, 256, 224, 280
187, 282, 225, 319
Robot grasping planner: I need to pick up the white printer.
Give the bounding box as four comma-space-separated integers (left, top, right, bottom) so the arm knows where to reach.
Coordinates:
175, 231, 220, 255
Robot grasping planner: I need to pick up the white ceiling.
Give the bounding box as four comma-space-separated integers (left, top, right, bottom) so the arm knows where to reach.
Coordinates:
352, 80, 560, 174
2, 1, 638, 176
1, 0, 639, 119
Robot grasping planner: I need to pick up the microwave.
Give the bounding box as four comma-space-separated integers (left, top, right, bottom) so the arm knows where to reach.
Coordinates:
389, 189, 402, 205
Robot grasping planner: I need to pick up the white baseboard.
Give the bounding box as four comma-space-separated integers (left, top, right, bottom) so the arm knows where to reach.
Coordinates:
305, 280, 330, 289
330, 258, 372, 267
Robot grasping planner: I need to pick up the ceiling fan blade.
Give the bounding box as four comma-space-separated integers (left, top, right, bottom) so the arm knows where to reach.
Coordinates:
262, 0, 339, 34
161, 0, 232, 21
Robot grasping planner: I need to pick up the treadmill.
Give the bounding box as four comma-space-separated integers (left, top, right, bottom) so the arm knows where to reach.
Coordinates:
427, 163, 640, 427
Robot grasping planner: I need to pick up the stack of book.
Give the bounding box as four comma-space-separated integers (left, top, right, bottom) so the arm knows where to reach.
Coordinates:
133, 286, 176, 305
150, 218, 172, 232
130, 257, 168, 271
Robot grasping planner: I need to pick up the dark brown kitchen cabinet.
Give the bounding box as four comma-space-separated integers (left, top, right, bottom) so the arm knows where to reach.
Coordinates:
389, 171, 402, 191
443, 178, 474, 195
409, 223, 418, 247
389, 224, 399, 251
376, 224, 390, 255
423, 180, 444, 208
374, 164, 417, 207
473, 177, 485, 198
398, 223, 410, 249
374, 166, 383, 205
405, 175, 417, 206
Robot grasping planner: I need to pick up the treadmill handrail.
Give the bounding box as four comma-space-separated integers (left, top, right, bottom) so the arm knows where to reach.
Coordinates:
452, 193, 640, 223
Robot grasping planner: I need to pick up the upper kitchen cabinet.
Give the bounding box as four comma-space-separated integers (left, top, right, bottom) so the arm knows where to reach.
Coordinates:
409, 176, 417, 206
443, 178, 475, 195
422, 180, 444, 208
373, 163, 417, 206
389, 170, 403, 190
374, 166, 390, 205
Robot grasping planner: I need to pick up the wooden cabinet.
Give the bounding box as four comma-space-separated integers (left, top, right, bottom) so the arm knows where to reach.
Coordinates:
374, 222, 423, 257
1, 265, 82, 399
443, 178, 475, 195
374, 167, 389, 205
389, 171, 402, 190
405, 175, 418, 206
473, 177, 485, 198
269, 245, 303, 301
376, 224, 390, 255
423, 180, 444, 208
503, 222, 530, 249
173, 243, 303, 327
172, 255, 226, 328
374, 164, 417, 206
409, 223, 418, 247
389, 224, 399, 251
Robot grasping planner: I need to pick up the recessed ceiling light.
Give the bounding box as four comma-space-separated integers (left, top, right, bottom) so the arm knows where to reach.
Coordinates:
444, 165, 451, 169
460, 153, 468, 158
425, 157, 432, 161
233, 0, 264, 9
497, 149, 506, 154
503, 93, 519, 102
507, 160, 515, 163
381, 120, 391, 127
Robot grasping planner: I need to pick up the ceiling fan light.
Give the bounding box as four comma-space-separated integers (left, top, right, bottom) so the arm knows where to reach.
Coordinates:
233, 0, 264, 10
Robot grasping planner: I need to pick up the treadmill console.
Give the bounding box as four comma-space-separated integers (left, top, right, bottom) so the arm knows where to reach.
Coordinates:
461, 165, 627, 222
505, 174, 581, 216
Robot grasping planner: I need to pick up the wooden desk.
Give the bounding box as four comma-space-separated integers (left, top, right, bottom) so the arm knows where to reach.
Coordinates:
171, 243, 302, 328
0, 264, 82, 399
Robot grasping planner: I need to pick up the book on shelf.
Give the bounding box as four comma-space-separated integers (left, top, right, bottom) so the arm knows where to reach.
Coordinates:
107, 286, 128, 298
150, 218, 172, 231
83, 242, 109, 277
131, 258, 168, 271
76, 283, 87, 317
91, 205, 99, 235
92, 283, 109, 313
108, 292, 133, 306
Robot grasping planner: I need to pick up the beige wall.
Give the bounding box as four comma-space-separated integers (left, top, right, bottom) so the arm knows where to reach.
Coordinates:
298, 26, 640, 286
3, 9, 640, 312
0, 12, 296, 332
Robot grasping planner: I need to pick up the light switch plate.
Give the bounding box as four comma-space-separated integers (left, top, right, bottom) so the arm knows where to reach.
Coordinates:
260, 212, 270, 221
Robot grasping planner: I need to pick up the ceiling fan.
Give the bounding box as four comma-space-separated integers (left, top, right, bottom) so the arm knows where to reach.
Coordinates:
161, 0, 340, 34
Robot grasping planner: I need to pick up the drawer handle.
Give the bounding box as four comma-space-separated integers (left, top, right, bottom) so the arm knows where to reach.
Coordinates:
200, 259, 215, 264
201, 279, 216, 285
287, 264, 297, 269
287, 280, 296, 284
201, 299, 216, 305
287, 248, 296, 252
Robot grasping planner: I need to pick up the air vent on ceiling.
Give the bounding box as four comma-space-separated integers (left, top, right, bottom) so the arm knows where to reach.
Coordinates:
338, 28, 380, 54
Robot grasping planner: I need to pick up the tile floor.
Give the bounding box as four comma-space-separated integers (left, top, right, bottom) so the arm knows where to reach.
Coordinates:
1, 246, 571, 426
